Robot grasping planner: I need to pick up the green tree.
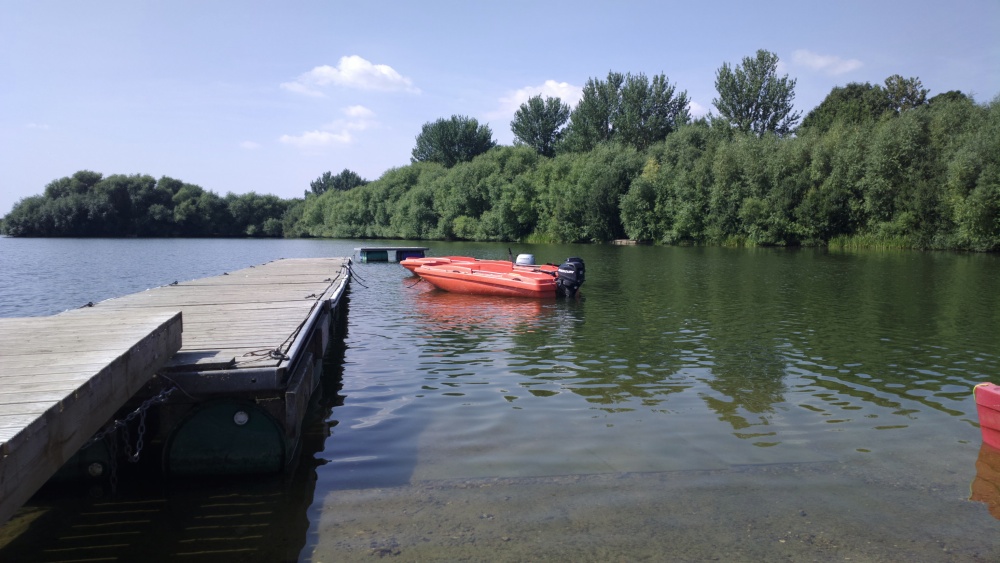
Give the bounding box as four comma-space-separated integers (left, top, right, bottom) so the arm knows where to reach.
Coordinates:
411, 115, 496, 167
173, 185, 228, 236
795, 122, 869, 243
564, 72, 623, 151
941, 95, 999, 251
391, 183, 439, 239
713, 49, 801, 137
617, 73, 690, 150
511, 95, 570, 157
533, 143, 643, 242
565, 71, 689, 152
861, 107, 937, 244
435, 146, 540, 241
929, 90, 970, 106
226, 192, 290, 237
800, 82, 892, 134
619, 158, 661, 241
309, 169, 369, 196
43, 170, 104, 199
883, 75, 928, 114
280, 199, 307, 238
620, 121, 721, 243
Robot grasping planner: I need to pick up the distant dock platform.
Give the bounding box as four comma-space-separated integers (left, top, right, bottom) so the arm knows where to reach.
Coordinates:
0, 257, 351, 524
355, 246, 429, 263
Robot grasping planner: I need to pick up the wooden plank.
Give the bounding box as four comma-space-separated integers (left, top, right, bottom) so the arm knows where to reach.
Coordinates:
0, 310, 182, 525
0, 363, 117, 378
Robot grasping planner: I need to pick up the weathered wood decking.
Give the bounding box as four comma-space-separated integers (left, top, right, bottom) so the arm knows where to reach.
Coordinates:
0, 310, 182, 524
92, 257, 351, 377
0, 257, 352, 524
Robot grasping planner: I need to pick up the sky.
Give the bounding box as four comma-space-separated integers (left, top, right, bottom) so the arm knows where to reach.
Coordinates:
2, 0, 998, 216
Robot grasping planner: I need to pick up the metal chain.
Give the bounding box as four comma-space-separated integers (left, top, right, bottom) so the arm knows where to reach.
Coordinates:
83, 386, 176, 463
131, 408, 147, 463
121, 423, 131, 461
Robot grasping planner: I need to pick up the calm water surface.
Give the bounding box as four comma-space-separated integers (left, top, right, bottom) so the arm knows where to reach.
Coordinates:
1, 237, 998, 561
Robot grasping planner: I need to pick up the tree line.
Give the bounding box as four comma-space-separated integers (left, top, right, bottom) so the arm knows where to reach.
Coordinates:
3, 50, 998, 251
0, 171, 296, 237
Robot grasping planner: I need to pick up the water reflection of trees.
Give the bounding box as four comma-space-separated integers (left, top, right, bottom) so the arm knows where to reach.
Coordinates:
663, 248, 996, 443
403, 246, 999, 448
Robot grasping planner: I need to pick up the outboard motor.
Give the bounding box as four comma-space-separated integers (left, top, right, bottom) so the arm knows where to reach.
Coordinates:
556, 257, 585, 297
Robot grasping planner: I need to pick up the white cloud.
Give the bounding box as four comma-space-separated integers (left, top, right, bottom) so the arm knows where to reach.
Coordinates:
344, 105, 375, 118
279, 81, 324, 98
279, 130, 353, 148
326, 104, 376, 132
280, 55, 420, 96
26, 122, 50, 130
488, 80, 584, 120
792, 50, 863, 76
688, 101, 709, 117
239, 140, 261, 150
279, 105, 379, 149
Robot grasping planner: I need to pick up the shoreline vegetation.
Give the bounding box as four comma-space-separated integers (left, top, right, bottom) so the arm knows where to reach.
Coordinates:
3, 53, 998, 252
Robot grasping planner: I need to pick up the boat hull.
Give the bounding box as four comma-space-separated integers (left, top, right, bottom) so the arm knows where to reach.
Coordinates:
975, 383, 1000, 449
414, 264, 557, 298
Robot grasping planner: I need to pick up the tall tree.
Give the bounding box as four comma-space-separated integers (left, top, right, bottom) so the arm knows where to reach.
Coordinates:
309, 169, 369, 196
565, 72, 624, 151
565, 71, 689, 152
883, 75, 929, 114
929, 90, 970, 106
43, 170, 103, 199
411, 115, 496, 167
800, 82, 893, 133
511, 95, 570, 157
617, 73, 691, 150
713, 49, 801, 137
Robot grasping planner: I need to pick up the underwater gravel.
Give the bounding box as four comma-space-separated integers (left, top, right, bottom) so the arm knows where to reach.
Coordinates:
307, 461, 999, 562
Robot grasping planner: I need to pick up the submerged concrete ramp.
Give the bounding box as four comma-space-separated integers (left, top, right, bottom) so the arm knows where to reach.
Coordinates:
0, 309, 182, 524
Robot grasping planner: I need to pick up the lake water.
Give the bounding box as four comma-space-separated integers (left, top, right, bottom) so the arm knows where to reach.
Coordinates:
1, 237, 998, 561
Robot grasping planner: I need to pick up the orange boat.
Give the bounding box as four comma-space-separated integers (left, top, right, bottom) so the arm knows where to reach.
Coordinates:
400, 254, 559, 275
413, 257, 585, 298
400, 255, 481, 274
975, 383, 1000, 449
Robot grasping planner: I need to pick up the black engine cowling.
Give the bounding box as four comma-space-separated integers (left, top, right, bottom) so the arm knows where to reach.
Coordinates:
556, 257, 585, 297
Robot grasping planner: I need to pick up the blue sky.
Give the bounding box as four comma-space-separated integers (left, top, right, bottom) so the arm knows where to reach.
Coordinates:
2, 0, 998, 216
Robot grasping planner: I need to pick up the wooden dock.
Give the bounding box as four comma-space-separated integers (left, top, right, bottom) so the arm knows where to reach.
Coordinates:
0, 309, 182, 525
0, 257, 351, 524
611, 239, 651, 245
355, 246, 429, 262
